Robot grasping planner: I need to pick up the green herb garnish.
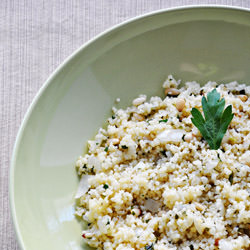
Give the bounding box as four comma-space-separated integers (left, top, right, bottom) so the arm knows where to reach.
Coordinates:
217, 152, 221, 161
191, 89, 234, 150
121, 145, 128, 149
229, 172, 234, 185
147, 118, 153, 124
104, 147, 109, 152
160, 150, 166, 156
159, 119, 168, 123
182, 134, 185, 141
145, 244, 154, 250
103, 184, 109, 189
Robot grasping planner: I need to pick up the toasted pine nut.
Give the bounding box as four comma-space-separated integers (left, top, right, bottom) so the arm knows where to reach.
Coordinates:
131, 208, 141, 216
108, 138, 120, 145
238, 95, 248, 102
176, 98, 186, 112
164, 88, 180, 96
133, 113, 144, 121
184, 133, 193, 142
192, 127, 201, 137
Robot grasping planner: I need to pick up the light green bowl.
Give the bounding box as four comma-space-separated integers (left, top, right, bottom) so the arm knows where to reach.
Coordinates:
10, 5, 250, 250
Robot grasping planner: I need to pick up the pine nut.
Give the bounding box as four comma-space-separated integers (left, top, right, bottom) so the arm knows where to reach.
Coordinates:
164, 88, 180, 96
238, 95, 248, 102
184, 133, 193, 142
176, 98, 186, 112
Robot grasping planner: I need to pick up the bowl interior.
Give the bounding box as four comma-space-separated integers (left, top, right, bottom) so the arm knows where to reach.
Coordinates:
11, 6, 250, 250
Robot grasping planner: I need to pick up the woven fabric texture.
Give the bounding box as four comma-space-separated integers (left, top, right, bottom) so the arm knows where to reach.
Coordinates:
1, 0, 250, 249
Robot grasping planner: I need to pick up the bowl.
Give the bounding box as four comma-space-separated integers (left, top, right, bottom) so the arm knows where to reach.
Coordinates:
10, 5, 250, 250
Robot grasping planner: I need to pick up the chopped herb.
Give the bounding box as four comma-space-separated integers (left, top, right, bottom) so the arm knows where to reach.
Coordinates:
106, 220, 110, 225
191, 89, 234, 150
239, 89, 246, 95
145, 219, 150, 223
189, 245, 194, 250
103, 184, 109, 189
145, 243, 154, 250
132, 211, 135, 215
90, 167, 95, 174
87, 223, 91, 226
96, 142, 99, 145
229, 172, 234, 185
112, 115, 116, 119
160, 150, 166, 156
175, 214, 179, 219
217, 152, 221, 161
82, 164, 87, 169
159, 119, 168, 123
121, 145, 128, 149
104, 147, 109, 152
177, 114, 182, 122
182, 134, 185, 141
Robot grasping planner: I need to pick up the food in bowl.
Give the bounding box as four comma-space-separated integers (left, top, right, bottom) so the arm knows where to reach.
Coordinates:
75, 76, 250, 250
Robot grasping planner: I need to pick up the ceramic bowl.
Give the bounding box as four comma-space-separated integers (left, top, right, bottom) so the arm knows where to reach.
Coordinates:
10, 6, 250, 250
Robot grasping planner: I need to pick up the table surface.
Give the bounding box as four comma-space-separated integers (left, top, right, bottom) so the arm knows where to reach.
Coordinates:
1, 0, 250, 249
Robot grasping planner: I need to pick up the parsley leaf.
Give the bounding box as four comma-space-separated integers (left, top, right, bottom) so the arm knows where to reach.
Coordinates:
191, 89, 234, 150
145, 244, 154, 250
159, 119, 168, 123
229, 172, 234, 185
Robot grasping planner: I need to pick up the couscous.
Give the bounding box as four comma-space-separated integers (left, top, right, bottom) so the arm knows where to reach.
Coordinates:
75, 76, 250, 250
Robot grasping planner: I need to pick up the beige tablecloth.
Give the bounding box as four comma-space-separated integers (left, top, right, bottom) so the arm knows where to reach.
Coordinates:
1, 0, 250, 249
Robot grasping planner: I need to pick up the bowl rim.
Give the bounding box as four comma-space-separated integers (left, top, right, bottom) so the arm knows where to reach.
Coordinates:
9, 4, 250, 250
